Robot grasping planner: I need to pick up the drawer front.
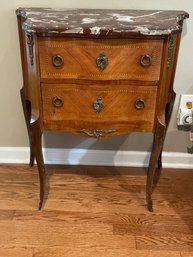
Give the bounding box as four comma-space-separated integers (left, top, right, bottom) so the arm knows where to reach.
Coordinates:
38, 38, 163, 82
42, 84, 157, 137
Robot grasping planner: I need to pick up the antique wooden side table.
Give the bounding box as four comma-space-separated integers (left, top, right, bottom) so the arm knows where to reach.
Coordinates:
16, 8, 189, 211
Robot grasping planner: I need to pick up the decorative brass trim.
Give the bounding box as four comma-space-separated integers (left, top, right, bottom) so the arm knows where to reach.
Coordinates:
93, 97, 105, 112
80, 128, 116, 138
167, 34, 174, 67
135, 98, 146, 110
26, 32, 34, 65
52, 54, 64, 68
52, 96, 64, 108
96, 53, 109, 70
140, 54, 152, 67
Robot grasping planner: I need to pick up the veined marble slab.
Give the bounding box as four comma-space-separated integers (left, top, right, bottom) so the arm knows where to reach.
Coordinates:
16, 8, 189, 36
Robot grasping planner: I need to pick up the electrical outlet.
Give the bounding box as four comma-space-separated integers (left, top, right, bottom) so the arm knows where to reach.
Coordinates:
177, 94, 193, 131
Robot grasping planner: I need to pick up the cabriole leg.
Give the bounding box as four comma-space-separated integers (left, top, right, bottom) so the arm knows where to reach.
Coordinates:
146, 120, 166, 212
21, 88, 46, 209
156, 92, 176, 183
31, 120, 46, 210
20, 87, 35, 166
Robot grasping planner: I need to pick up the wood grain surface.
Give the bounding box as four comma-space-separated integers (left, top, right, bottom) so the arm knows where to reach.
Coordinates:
42, 83, 157, 135
0, 164, 193, 256
38, 38, 163, 82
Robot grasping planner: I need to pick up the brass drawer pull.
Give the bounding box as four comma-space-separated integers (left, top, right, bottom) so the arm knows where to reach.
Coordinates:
52, 54, 64, 68
52, 96, 64, 108
80, 128, 116, 138
135, 98, 146, 110
140, 54, 152, 67
93, 97, 105, 112
96, 53, 108, 70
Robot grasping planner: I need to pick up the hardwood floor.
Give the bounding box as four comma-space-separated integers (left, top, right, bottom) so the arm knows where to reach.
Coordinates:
0, 164, 193, 256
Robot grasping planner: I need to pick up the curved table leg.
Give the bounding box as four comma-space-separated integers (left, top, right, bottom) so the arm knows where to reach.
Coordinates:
21, 87, 47, 210
146, 120, 166, 212
31, 120, 46, 210
20, 88, 35, 166
156, 91, 176, 184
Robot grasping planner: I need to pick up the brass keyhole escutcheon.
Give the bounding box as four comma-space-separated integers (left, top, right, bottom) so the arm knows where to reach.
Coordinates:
93, 97, 105, 112
96, 53, 109, 70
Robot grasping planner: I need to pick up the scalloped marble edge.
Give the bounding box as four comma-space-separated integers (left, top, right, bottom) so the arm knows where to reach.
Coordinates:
16, 8, 189, 36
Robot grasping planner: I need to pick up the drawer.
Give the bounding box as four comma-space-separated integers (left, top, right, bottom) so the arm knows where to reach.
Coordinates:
38, 38, 163, 82
42, 83, 157, 137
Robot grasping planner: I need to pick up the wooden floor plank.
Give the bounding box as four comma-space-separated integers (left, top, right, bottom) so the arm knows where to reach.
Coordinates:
136, 235, 193, 251
33, 247, 181, 257
0, 219, 113, 236
0, 246, 33, 257
11, 209, 189, 227
180, 252, 193, 257
114, 224, 193, 237
0, 164, 193, 256
0, 234, 135, 248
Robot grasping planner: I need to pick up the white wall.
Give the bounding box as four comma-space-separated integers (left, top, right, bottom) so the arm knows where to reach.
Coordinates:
0, 1, 192, 154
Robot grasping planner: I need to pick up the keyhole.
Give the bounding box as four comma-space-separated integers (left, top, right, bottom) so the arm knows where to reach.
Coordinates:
96, 53, 108, 70
93, 97, 105, 112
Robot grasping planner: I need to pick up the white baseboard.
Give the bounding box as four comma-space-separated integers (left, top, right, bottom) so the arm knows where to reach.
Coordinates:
0, 147, 192, 169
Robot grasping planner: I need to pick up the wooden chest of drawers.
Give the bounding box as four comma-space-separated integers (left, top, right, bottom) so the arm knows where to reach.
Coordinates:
16, 8, 188, 211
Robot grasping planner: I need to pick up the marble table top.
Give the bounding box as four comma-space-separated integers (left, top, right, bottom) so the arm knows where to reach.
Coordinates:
16, 8, 189, 36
